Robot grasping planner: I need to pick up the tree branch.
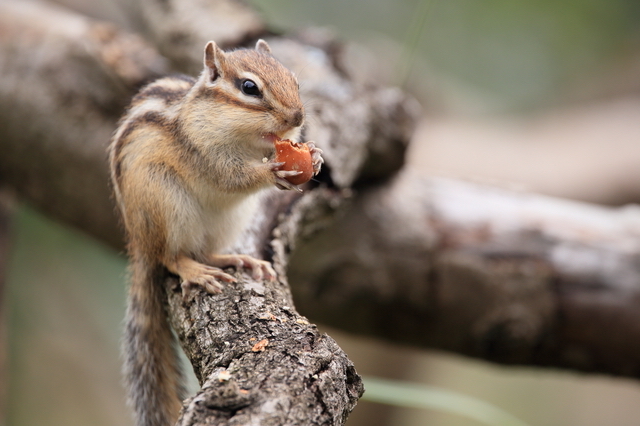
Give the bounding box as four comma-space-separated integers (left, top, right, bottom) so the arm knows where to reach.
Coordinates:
165, 199, 363, 424
123, 0, 266, 75
0, 0, 167, 249
287, 171, 640, 377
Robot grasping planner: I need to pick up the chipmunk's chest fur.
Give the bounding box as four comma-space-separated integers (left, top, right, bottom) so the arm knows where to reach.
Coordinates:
174, 183, 262, 258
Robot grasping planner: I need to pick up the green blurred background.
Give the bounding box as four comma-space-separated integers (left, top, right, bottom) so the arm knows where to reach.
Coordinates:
5, 0, 640, 425
253, 0, 640, 112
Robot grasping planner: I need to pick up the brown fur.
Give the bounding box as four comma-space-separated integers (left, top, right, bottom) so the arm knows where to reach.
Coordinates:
109, 40, 309, 426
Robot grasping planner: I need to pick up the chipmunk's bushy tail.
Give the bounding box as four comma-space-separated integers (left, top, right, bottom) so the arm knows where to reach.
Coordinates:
123, 255, 185, 426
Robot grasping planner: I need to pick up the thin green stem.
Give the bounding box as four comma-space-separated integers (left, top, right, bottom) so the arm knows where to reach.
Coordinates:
396, 0, 433, 88
361, 376, 531, 426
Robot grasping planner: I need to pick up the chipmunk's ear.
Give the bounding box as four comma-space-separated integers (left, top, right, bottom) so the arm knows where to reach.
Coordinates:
204, 41, 225, 82
255, 39, 272, 54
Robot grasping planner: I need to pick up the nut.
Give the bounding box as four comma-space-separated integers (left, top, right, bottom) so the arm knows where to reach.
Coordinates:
274, 139, 314, 185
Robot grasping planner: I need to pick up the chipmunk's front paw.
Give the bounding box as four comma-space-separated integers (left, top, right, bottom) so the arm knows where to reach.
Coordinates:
306, 141, 324, 176
268, 160, 303, 192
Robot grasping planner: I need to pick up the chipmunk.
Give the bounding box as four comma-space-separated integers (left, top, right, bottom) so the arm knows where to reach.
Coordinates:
108, 39, 322, 426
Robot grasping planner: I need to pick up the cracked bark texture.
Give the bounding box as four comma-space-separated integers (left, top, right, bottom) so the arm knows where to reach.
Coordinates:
163, 189, 366, 425
2, 3, 640, 425
166, 263, 361, 425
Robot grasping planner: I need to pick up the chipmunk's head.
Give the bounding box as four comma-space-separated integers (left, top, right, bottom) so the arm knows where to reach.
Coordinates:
196, 39, 304, 153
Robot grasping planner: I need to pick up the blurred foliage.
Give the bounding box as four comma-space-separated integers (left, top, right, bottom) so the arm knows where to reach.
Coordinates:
6, 206, 130, 426
251, 0, 640, 110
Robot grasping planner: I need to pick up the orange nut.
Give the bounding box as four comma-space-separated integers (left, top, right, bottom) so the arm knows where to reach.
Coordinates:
274, 139, 314, 185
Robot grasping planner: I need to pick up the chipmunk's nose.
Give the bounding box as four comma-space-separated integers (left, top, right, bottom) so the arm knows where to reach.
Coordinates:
286, 109, 304, 128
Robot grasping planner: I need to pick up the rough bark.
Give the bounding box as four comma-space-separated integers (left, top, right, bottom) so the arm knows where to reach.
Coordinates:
165, 194, 363, 424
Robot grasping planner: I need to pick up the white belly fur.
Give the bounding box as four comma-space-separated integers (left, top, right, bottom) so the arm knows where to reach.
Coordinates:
167, 187, 262, 258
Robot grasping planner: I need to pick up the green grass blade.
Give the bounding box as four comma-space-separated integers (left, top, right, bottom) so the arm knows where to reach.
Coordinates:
396, 0, 433, 88
361, 376, 530, 426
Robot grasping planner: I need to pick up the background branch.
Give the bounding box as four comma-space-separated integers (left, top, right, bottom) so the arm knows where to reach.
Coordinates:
0, 0, 166, 249
288, 170, 640, 377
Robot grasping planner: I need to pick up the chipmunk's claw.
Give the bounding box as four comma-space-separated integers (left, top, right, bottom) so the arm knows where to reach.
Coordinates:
307, 141, 324, 175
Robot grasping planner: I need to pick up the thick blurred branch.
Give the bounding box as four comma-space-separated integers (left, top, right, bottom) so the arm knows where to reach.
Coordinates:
0, 0, 167, 249
288, 172, 640, 377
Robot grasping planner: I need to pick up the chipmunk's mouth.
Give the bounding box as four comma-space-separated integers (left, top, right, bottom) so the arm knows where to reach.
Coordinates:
261, 129, 296, 145
260, 133, 280, 145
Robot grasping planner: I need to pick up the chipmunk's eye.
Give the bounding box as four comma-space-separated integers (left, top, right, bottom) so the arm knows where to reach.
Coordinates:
240, 79, 261, 97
